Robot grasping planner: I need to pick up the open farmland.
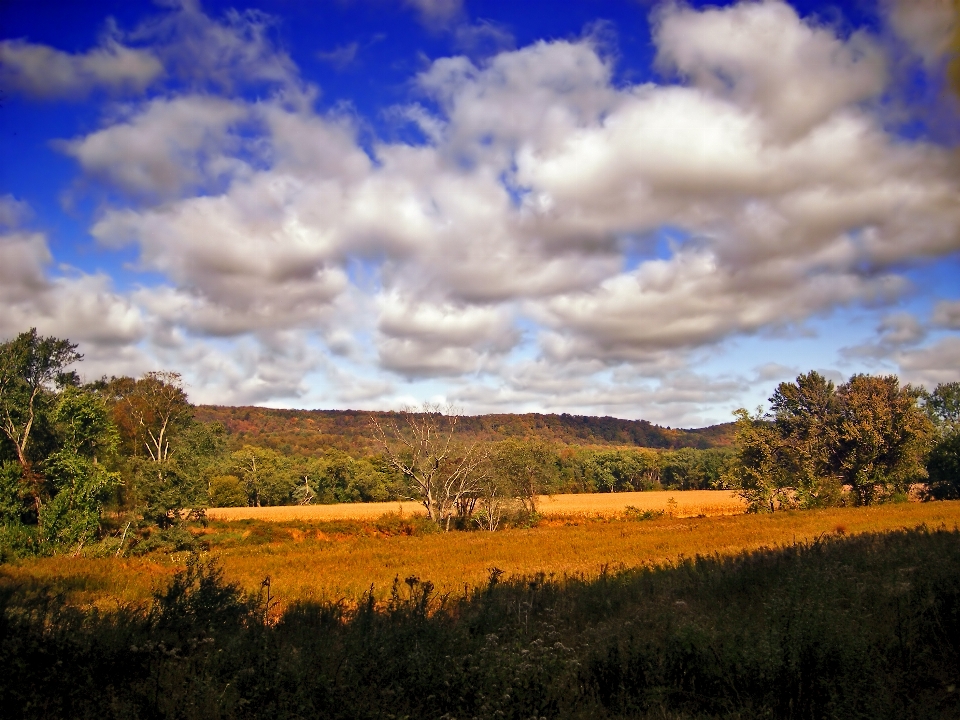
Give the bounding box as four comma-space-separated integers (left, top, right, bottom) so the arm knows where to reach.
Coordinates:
205, 489, 745, 522
6, 499, 960, 612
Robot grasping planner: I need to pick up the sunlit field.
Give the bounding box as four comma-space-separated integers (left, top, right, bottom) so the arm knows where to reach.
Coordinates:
5, 499, 960, 613
205, 489, 745, 521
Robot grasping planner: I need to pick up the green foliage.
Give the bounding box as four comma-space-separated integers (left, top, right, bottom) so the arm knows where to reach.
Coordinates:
924, 383, 960, 501
724, 407, 793, 512
3, 528, 959, 718
0, 332, 122, 557
228, 445, 296, 506
925, 381, 960, 434
584, 448, 660, 493
835, 374, 932, 505
208, 475, 248, 507
926, 432, 960, 500
0, 328, 82, 467
727, 372, 933, 511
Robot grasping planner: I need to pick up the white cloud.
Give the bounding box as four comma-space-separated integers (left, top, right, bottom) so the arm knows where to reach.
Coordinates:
933, 299, 960, 329
0, 227, 145, 351
654, 0, 887, 141
0, 38, 162, 99
376, 293, 517, 376
12, 0, 959, 418
893, 337, 960, 389
58, 96, 249, 198
130, 1, 302, 94
0, 195, 33, 228
884, 0, 958, 67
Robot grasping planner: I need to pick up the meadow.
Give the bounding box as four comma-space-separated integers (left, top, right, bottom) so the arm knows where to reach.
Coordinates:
4, 496, 959, 612
4, 515, 959, 718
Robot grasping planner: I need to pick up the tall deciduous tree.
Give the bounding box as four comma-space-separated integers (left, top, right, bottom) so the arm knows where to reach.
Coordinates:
0, 330, 120, 556
724, 407, 794, 512
834, 375, 932, 505
0, 329, 81, 472
97, 372, 203, 527
0, 329, 81, 514
769, 371, 843, 507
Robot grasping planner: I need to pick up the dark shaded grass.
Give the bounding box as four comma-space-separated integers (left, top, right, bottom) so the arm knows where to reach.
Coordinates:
2, 526, 959, 719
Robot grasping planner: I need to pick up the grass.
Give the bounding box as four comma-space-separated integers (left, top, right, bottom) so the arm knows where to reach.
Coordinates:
5, 498, 960, 612
3, 524, 960, 718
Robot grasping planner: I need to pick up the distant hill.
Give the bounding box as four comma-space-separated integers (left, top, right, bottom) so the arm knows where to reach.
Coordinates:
193, 406, 737, 457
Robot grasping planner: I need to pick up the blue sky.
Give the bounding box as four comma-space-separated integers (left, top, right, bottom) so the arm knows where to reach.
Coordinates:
1, 0, 958, 426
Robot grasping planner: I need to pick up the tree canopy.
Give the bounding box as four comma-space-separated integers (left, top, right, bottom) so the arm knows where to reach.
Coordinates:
726, 372, 934, 511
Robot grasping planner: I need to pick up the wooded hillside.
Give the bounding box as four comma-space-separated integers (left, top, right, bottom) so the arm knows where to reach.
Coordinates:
193, 405, 737, 456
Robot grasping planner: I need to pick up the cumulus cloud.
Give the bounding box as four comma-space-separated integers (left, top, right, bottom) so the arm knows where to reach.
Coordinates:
17, 0, 960, 418
884, 0, 958, 67
130, 0, 301, 94
58, 96, 249, 198
933, 299, 960, 329
0, 221, 144, 351
654, 0, 887, 141
376, 293, 517, 376
0, 37, 162, 99
892, 337, 960, 389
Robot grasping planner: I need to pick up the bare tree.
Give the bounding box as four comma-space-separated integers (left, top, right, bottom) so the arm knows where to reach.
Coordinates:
371, 404, 487, 531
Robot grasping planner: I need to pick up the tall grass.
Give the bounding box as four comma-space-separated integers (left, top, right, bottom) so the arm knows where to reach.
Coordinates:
2, 525, 958, 718
5, 500, 960, 610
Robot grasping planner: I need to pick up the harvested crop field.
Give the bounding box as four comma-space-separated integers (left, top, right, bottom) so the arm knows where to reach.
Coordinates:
205, 489, 745, 521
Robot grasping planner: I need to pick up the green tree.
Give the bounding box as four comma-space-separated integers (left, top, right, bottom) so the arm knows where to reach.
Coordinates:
924, 382, 960, 500
229, 445, 295, 506
769, 371, 843, 507
834, 375, 932, 505
492, 440, 559, 514
0, 331, 120, 556
39, 388, 120, 551
0, 329, 81, 514
208, 475, 248, 507
661, 447, 730, 491
727, 373, 934, 512
97, 372, 205, 527
724, 407, 793, 512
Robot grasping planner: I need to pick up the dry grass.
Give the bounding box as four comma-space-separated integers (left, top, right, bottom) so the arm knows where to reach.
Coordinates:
5, 500, 960, 612
206, 489, 745, 522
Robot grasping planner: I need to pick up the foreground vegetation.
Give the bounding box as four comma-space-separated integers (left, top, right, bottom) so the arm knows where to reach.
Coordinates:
3, 524, 959, 719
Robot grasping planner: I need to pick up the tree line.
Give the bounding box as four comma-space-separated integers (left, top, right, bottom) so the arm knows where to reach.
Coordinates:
724, 371, 960, 511
1, 328, 957, 556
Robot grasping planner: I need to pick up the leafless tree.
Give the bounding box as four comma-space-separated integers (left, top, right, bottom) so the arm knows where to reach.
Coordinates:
370, 403, 488, 531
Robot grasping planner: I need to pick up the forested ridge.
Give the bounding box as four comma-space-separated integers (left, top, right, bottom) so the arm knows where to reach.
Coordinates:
193, 405, 737, 455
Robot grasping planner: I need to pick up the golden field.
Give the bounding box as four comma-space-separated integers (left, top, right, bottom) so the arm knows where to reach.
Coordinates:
206, 489, 745, 521
4, 497, 960, 612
